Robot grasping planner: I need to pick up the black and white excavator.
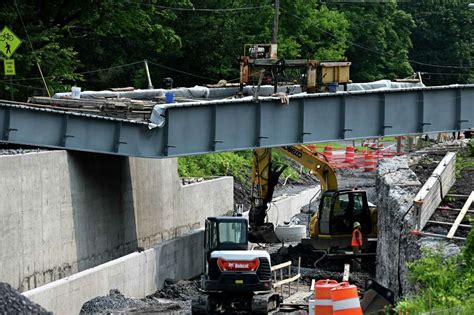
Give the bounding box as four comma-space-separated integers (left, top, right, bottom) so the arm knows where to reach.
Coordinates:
192, 216, 281, 314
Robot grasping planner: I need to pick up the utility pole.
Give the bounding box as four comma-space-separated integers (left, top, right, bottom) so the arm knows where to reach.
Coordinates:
272, 0, 279, 44
144, 59, 154, 89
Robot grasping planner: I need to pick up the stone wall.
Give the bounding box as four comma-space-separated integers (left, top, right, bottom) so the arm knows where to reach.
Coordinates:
0, 151, 233, 292
375, 156, 421, 298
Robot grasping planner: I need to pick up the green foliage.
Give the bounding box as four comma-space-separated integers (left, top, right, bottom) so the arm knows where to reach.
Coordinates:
0, 0, 185, 99
468, 139, 474, 158
330, 0, 415, 82
278, 1, 349, 60
177, 150, 300, 186
396, 226, 474, 313
178, 151, 252, 184
455, 146, 474, 178
402, 0, 474, 85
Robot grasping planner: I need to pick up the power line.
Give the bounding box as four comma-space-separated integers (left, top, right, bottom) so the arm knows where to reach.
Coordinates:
147, 61, 218, 82
0, 81, 46, 91
0, 60, 144, 83
280, 8, 474, 70
129, 1, 270, 12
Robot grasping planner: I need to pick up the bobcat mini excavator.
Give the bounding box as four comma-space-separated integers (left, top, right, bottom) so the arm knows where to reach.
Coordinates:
249, 145, 378, 252
192, 216, 281, 314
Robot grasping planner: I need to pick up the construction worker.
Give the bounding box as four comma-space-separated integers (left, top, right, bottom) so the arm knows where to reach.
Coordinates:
352, 222, 363, 270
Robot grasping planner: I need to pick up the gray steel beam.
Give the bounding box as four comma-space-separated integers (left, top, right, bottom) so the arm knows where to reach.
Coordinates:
0, 85, 473, 158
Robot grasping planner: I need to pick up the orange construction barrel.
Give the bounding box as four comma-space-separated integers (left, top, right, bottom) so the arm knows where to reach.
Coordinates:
314, 279, 338, 315
323, 146, 333, 161
345, 146, 355, 164
330, 282, 362, 315
364, 151, 376, 172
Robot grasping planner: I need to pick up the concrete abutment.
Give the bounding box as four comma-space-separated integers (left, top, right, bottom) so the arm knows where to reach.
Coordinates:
0, 150, 233, 292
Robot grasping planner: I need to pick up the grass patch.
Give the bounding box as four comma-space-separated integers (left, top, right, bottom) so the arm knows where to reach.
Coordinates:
396, 224, 474, 314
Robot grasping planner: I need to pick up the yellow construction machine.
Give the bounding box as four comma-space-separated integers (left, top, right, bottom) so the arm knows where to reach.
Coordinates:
249, 145, 377, 252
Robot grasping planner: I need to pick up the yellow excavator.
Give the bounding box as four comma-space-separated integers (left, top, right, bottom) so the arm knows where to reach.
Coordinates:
249, 145, 377, 251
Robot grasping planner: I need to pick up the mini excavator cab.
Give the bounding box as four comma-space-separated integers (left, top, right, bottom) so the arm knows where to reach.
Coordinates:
205, 217, 248, 257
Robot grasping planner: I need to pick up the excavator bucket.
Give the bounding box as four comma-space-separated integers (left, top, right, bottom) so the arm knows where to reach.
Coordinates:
360, 279, 394, 313
248, 223, 280, 243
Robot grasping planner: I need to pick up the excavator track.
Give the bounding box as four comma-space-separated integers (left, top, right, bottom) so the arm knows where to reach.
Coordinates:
252, 292, 281, 314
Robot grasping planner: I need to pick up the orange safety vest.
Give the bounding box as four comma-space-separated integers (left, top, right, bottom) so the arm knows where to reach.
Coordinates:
351, 229, 363, 247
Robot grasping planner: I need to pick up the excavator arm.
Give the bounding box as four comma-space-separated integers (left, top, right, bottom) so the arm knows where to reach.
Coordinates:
249, 145, 337, 229
277, 145, 338, 191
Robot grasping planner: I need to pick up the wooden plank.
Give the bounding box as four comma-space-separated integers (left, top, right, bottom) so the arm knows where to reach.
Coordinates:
447, 192, 474, 239
414, 152, 457, 230
271, 261, 292, 271
273, 274, 301, 288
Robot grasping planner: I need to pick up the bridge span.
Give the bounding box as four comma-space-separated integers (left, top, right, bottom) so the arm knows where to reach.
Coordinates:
1, 84, 473, 158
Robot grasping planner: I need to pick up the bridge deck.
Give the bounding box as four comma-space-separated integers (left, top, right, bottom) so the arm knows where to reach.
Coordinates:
1, 84, 473, 158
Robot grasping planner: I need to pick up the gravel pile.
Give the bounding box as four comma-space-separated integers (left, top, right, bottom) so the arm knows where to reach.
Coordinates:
81, 289, 151, 313
0, 282, 49, 314
150, 280, 200, 301
81, 286, 195, 314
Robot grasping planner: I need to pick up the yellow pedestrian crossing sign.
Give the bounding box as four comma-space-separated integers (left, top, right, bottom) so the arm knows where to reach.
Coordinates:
0, 26, 22, 58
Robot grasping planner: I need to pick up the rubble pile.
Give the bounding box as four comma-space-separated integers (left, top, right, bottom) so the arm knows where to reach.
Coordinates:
0, 282, 49, 314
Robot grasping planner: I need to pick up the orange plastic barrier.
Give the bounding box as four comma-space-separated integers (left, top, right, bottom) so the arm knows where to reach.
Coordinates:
345, 146, 355, 164
364, 151, 376, 172
314, 279, 338, 315
330, 282, 362, 315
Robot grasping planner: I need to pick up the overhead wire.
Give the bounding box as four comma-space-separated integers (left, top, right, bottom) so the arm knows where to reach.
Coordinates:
0, 60, 144, 83
280, 7, 474, 70
147, 60, 218, 82
126, 1, 271, 12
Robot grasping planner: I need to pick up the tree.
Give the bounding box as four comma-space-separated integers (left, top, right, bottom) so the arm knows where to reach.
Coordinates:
330, 0, 415, 82
277, 1, 349, 61
402, 0, 473, 85
0, 0, 186, 100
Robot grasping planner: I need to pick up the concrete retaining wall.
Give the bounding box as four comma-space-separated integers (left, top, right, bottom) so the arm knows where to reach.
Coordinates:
266, 187, 321, 224
0, 151, 232, 292
23, 230, 204, 315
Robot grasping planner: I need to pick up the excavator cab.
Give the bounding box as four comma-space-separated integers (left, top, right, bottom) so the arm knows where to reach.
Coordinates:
317, 190, 372, 236
205, 217, 248, 259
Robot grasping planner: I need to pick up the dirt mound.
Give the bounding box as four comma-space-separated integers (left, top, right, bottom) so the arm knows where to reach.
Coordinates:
0, 282, 50, 314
